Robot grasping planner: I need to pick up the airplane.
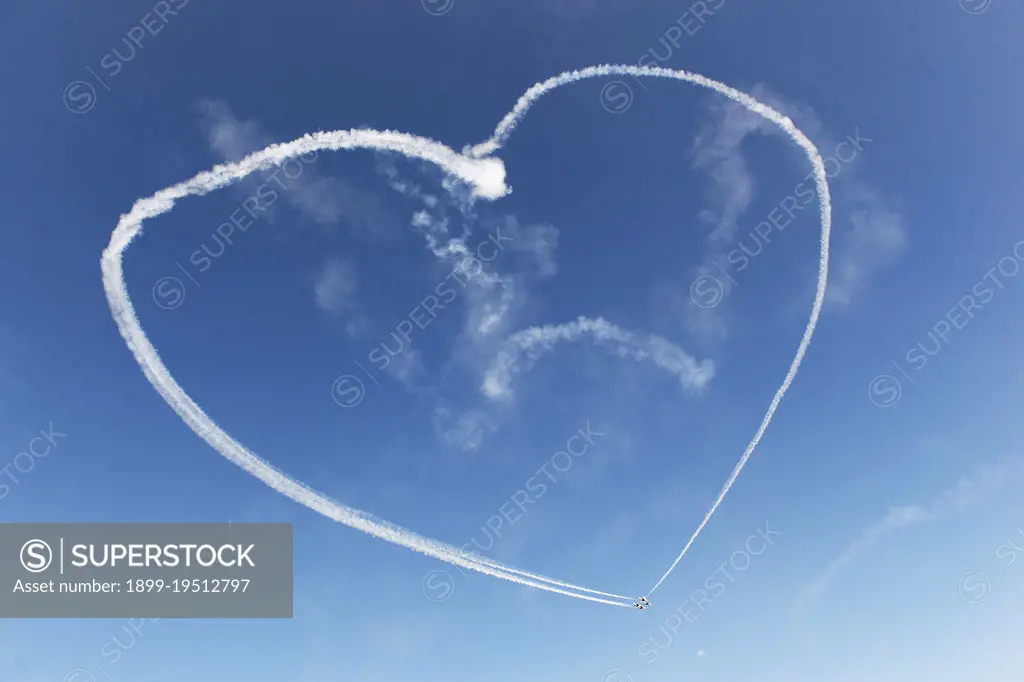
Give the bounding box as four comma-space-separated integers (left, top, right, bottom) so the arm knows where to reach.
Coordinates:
633, 602, 646, 610
639, 597, 650, 606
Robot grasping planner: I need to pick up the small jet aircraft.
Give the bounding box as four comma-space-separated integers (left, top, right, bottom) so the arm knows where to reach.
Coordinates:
639, 597, 650, 606
633, 602, 646, 610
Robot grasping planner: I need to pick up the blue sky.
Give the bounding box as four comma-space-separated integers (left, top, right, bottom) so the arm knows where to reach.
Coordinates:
2, 0, 1024, 680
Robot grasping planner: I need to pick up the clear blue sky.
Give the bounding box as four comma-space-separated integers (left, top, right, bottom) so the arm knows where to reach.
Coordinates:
2, 0, 1024, 680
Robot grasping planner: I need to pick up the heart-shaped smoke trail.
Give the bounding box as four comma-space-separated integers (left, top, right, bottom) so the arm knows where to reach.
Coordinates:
102, 65, 830, 608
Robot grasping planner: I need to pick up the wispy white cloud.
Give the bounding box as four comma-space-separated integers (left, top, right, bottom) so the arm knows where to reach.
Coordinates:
379, 158, 561, 366
677, 84, 906, 340
378, 158, 517, 359
933, 464, 1009, 514
675, 88, 775, 343
798, 464, 1011, 602
385, 347, 425, 385
313, 258, 357, 316
690, 94, 767, 244
312, 257, 375, 339
199, 99, 264, 162
369, 158, 565, 452
498, 214, 560, 279
431, 405, 499, 453
799, 504, 930, 601
460, 216, 559, 343
824, 185, 907, 308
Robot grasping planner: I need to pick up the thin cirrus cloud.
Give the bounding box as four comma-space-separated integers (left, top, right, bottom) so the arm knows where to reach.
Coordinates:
312, 257, 374, 339
676, 83, 907, 341
430, 405, 498, 453
313, 258, 357, 316
796, 463, 1012, 604
825, 185, 907, 308
798, 504, 931, 603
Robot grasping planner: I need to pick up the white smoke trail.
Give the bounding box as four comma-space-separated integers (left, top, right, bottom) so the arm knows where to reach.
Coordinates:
101, 128, 632, 608
482, 315, 714, 402
102, 64, 830, 607
467, 64, 831, 596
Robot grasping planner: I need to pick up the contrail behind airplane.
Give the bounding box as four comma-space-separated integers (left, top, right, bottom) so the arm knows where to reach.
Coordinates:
101, 64, 831, 607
